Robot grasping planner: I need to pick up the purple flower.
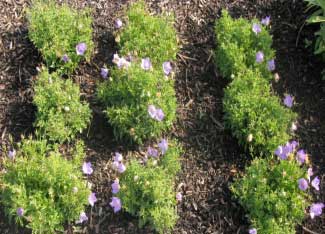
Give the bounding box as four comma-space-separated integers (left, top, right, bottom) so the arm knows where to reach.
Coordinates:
249, 228, 257, 234
298, 178, 309, 191
163, 61, 172, 76
117, 57, 130, 69
115, 18, 123, 29
283, 95, 293, 108
8, 149, 16, 159
267, 59, 275, 71
112, 161, 119, 170
101, 68, 108, 79
112, 179, 120, 194
148, 105, 157, 119
158, 139, 168, 155
148, 105, 165, 121
110, 197, 122, 213
62, 54, 70, 63
155, 108, 165, 121
252, 23, 262, 35
312, 176, 320, 191
88, 193, 97, 207
82, 162, 93, 175
256, 51, 264, 63
310, 203, 324, 219
308, 168, 314, 182
275, 143, 293, 160
117, 163, 126, 173
77, 212, 88, 224
17, 207, 24, 217
114, 152, 123, 162
112, 53, 120, 64
176, 192, 182, 202
141, 58, 152, 71
261, 16, 271, 26
290, 140, 298, 150
147, 146, 159, 158
296, 149, 307, 164
76, 42, 87, 56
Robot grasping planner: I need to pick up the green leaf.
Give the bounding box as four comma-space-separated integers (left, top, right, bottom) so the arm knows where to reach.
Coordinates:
306, 15, 325, 23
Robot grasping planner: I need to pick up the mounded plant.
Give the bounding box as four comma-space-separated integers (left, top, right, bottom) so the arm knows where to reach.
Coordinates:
1, 138, 91, 233
215, 10, 275, 79
232, 156, 310, 234
27, 0, 94, 74
97, 64, 177, 144
117, 140, 182, 233
119, 0, 178, 66
33, 68, 91, 143
223, 69, 296, 155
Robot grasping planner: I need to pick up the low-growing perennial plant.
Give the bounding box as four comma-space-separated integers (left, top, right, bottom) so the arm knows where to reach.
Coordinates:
27, 0, 94, 74
223, 69, 296, 155
232, 155, 310, 234
116, 140, 182, 233
1, 138, 91, 234
33, 68, 91, 143
119, 0, 178, 67
215, 10, 275, 80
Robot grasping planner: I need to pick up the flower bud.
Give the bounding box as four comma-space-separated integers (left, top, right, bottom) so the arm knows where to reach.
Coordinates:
247, 134, 253, 142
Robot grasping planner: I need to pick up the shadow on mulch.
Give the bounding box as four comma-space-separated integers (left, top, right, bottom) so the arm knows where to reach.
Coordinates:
0, 28, 40, 145
0, 27, 40, 234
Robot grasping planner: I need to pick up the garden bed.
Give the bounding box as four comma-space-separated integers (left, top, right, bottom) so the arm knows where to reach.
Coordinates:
0, 0, 324, 233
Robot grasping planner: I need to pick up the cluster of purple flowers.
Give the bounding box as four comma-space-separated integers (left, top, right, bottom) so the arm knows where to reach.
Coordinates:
148, 104, 165, 121
108, 152, 127, 213
80, 161, 98, 222
146, 139, 169, 160
306, 169, 324, 219
112, 152, 126, 173
299, 166, 321, 192
60, 41, 88, 64
112, 53, 131, 70
274, 142, 324, 219
251, 17, 276, 76
274, 140, 298, 160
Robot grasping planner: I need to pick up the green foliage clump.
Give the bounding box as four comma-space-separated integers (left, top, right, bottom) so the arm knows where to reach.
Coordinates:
117, 141, 182, 233
215, 10, 275, 79
223, 70, 296, 155
97, 65, 177, 144
33, 69, 91, 143
1, 138, 90, 234
232, 157, 310, 234
27, 0, 93, 74
306, 0, 325, 56
119, 0, 178, 66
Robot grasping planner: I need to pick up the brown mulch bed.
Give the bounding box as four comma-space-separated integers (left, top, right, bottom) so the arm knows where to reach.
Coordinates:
0, 0, 324, 233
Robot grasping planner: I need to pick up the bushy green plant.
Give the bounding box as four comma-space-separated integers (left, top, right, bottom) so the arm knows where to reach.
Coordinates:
97, 65, 177, 144
232, 157, 310, 234
117, 141, 181, 233
119, 0, 178, 66
223, 70, 296, 155
33, 68, 91, 143
306, 0, 325, 56
1, 138, 91, 234
215, 10, 275, 79
27, 0, 93, 74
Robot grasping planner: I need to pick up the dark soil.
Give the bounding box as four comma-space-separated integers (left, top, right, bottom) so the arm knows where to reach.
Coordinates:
0, 0, 324, 234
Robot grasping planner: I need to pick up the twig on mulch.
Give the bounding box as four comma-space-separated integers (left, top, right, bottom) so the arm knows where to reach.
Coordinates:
302, 226, 320, 234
